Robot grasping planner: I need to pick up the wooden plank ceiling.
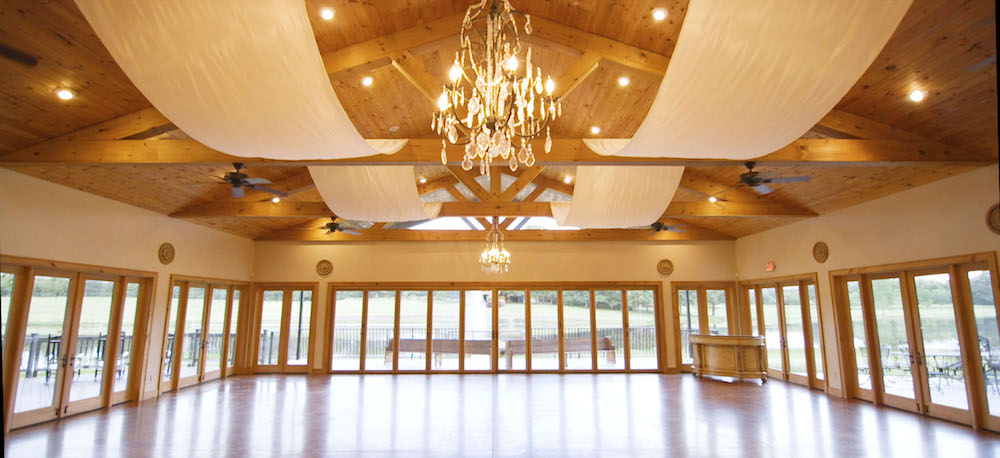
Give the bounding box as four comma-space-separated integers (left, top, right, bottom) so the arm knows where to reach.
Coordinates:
0, 0, 995, 241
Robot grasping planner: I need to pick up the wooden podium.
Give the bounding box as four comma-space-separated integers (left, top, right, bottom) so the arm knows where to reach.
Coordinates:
689, 334, 767, 382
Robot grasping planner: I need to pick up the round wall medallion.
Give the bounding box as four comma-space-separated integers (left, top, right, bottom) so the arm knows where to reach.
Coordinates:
656, 259, 674, 275
158, 243, 175, 265
812, 241, 829, 263
988, 203, 1000, 235
316, 260, 334, 277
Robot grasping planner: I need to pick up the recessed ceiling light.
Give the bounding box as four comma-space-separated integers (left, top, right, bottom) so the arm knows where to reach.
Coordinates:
388, 125, 400, 133
361, 76, 374, 87
617, 76, 631, 87
708, 196, 718, 203
55, 88, 74, 100
319, 7, 335, 21
652, 8, 668, 21
419, 177, 427, 184
590, 126, 601, 135
908, 90, 926, 102
563, 176, 573, 184
272, 197, 281, 203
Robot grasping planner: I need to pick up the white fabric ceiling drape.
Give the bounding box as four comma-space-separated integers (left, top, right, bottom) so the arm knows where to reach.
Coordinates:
550, 166, 684, 229
75, 0, 379, 160
309, 165, 442, 222
588, 0, 911, 159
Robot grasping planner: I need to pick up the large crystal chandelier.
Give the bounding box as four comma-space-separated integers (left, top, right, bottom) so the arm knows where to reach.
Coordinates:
433, 0, 561, 176
479, 218, 511, 274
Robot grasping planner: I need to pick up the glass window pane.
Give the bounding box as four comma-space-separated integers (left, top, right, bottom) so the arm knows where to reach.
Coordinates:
563, 290, 593, 370
871, 278, 915, 399
782, 285, 808, 377
431, 291, 460, 371
808, 284, 824, 380
204, 288, 227, 374
258, 290, 283, 366
847, 281, 872, 391
706, 289, 728, 335
398, 291, 429, 370
286, 290, 311, 366
499, 290, 526, 370
677, 289, 699, 365
529, 290, 558, 370
968, 270, 1000, 417
227, 289, 241, 368
1, 272, 14, 357
163, 285, 181, 385
463, 290, 493, 371
180, 287, 205, 379
747, 289, 759, 336
914, 273, 967, 410
16, 276, 71, 413
366, 290, 396, 371
627, 290, 658, 370
69, 279, 115, 402
113, 282, 140, 394
331, 290, 363, 371
762, 287, 782, 372
594, 291, 624, 370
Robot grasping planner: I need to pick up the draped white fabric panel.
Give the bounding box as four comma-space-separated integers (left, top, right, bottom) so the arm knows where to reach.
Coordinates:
309, 166, 442, 222
550, 166, 684, 229
591, 0, 911, 159
75, 0, 379, 160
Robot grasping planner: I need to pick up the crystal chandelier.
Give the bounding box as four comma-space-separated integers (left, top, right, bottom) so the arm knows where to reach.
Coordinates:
433, 0, 561, 176
479, 218, 511, 274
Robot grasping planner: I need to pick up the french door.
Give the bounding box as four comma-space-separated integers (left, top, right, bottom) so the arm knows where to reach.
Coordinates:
161, 278, 244, 391
3, 261, 153, 430
253, 284, 316, 373
673, 283, 735, 366
834, 253, 1000, 430
327, 284, 662, 373
744, 276, 825, 389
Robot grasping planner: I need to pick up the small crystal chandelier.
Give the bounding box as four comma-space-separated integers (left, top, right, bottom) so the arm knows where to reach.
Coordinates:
479, 218, 511, 274
433, 0, 561, 176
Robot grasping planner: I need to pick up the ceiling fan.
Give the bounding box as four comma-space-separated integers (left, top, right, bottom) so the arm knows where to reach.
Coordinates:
736, 161, 812, 195
218, 163, 288, 198
320, 218, 374, 236
651, 222, 686, 233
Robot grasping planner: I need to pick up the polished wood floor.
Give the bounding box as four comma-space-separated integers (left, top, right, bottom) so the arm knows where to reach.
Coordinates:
5, 374, 999, 457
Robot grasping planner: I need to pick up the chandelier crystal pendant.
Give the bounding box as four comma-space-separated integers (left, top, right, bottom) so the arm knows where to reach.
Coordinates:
479, 217, 511, 274
432, 0, 561, 177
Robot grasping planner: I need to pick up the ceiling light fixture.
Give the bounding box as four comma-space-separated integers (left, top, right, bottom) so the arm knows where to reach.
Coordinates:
433, 0, 561, 176
563, 176, 573, 184
480, 217, 511, 274
272, 197, 281, 203
617, 76, 631, 87
419, 177, 427, 184
590, 126, 601, 135
55, 88, 75, 100
361, 76, 374, 87
319, 7, 335, 21
908, 89, 926, 102
652, 8, 668, 21
708, 196, 718, 203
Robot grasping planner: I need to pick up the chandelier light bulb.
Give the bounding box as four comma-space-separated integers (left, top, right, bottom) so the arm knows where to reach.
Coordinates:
545, 77, 555, 95
437, 92, 450, 111
908, 90, 926, 102
506, 55, 519, 72
449, 64, 463, 82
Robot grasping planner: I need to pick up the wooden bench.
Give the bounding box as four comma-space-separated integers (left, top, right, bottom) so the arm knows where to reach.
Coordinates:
505, 337, 616, 368
385, 339, 492, 365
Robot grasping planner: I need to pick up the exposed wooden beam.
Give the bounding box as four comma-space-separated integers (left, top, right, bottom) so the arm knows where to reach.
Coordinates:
679, 174, 759, 202
553, 52, 601, 99
490, 167, 503, 196
445, 184, 467, 202
3, 137, 990, 167
530, 173, 574, 195
417, 174, 459, 195
662, 201, 816, 218
499, 166, 546, 201
446, 166, 492, 201
659, 217, 731, 240
437, 201, 551, 217
816, 109, 928, 142
390, 51, 441, 104
257, 227, 732, 242
171, 201, 332, 218
322, 14, 463, 76
244, 171, 316, 202
529, 16, 670, 75
522, 184, 547, 202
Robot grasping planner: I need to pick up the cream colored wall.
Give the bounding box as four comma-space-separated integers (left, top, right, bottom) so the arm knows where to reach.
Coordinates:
252, 240, 738, 370
735, 164, 1000, 394
0, 168, 254, 398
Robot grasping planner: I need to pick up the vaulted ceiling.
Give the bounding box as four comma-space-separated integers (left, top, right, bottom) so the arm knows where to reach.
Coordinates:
0, 0, 996, 241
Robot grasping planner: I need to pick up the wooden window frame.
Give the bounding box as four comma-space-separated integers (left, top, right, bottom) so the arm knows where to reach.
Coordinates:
670, 281, 738, 372
250, 282, 318, 374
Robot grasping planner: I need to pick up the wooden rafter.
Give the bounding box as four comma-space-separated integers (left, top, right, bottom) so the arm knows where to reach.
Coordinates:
257, 223, 732, 242
498, 166, 546, 201
553, 52, 601, 99
446, 166, 492, 201
322, 14, 463, 76
416, 174, 459, 195
389, 51, 441, 105
170, 201, 332, 218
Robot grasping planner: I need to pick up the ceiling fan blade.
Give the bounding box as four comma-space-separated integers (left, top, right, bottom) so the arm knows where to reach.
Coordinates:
245, 184, 289, 197
341, 220, 375, 230
751, 184, 774, 195
757, 171, 778, 180
243, 177, 271, 185
668, 226, 687, 233
341, 229, 362, 236
767, 176, 812, 184
231, 186, 245, 198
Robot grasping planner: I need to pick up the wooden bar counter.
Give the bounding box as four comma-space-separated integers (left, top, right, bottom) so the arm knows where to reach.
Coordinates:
689, 334, 767, 382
